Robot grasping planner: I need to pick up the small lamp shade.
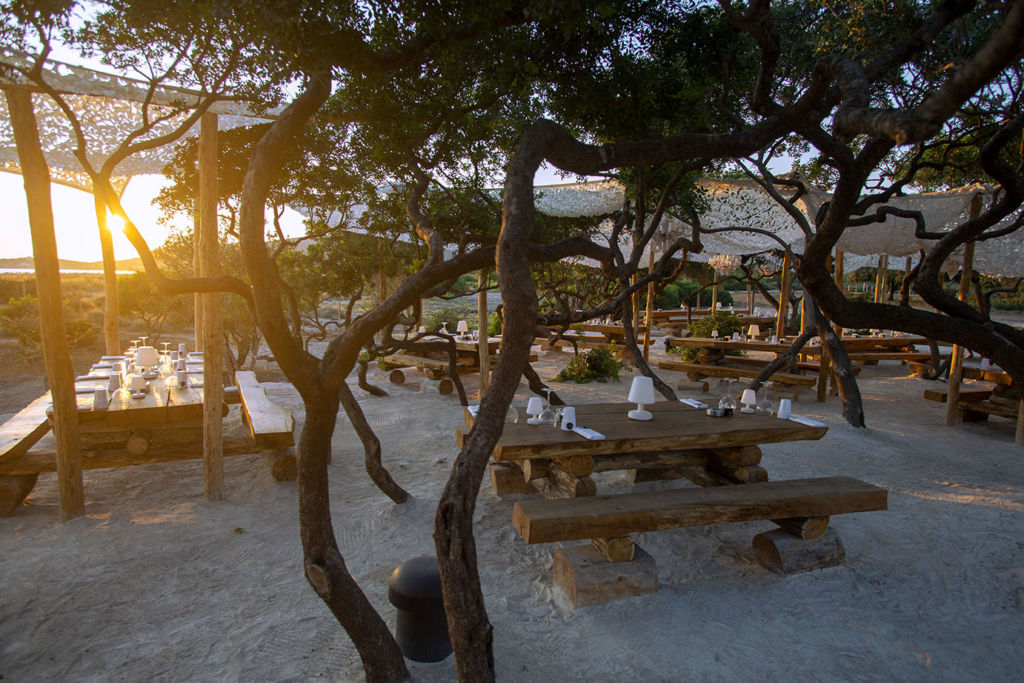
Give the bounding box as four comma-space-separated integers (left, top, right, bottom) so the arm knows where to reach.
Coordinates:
740, 389, 757, 413
747, 324, 760, 338
526, 396, 544, 425
627, 376, 656, 421
457, 320, 469, 334
980, 358, 991, 370
135, 346, 159, 367
711, 329, 719, 339
418, 325, 427, 334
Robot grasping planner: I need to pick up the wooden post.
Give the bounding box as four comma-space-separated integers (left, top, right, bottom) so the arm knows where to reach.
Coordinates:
198, 112, 224, 500
93, 188, 120, 355
192, 205, 203, 350
6, 87, 84, 520
710, 270, 718, 311
746, 284, 753, 314
1016, 399, 1023, 446
833, 250, 844, 338
878, 254, 890, 302
477, 270, 489, 394
800, 293, 810, 335
945, 199, 981, 426
873, 255, 884, 303
775, 251, 793, 339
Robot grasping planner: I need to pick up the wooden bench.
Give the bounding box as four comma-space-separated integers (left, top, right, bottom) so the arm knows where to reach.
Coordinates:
513, 476, 886, 543
235, 371, 295, 449
657, 360, 817, 387
0, 393, 52, 516
923, 385, 995, 403
514, 476, 887, 605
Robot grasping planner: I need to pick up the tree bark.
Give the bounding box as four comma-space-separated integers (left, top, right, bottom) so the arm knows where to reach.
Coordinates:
93, 186, 120, 354
338, 382, 409, 504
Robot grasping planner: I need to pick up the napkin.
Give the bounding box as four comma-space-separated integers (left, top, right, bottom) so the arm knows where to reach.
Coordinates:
572, 426, 605, 440
789, 415, 826, 428
679, 398, 708, 409
467, 405, 480, 416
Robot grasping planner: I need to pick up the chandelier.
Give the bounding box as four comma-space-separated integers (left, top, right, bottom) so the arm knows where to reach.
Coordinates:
708, 253, 741, 274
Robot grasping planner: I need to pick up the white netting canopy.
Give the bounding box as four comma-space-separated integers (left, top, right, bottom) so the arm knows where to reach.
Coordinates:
0, 52, 272, 187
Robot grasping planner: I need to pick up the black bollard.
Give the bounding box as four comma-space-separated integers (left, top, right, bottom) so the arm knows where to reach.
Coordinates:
388, 555, 452, 662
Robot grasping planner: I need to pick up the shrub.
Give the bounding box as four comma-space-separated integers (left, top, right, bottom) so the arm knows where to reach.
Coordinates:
0, 295, 96, 352
487, 311, 502, 336
672, 311, 744, 362
672, 281, 733, 308
554, 346, 623, 383
421, 304, 476, 333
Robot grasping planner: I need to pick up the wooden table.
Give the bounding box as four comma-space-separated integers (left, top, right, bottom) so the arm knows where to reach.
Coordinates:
0, 358, 296, 515
382, 336, 502, 388
456, 401, 887, 605
460, 400, 826, 491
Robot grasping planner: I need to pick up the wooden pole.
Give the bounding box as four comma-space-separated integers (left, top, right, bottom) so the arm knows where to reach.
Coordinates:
879, 254, 890, 303
710, 270, 718, 311
746, 284, 753, 314
873, 255, 884, 303
945, 197, 982, 426
477, 270, 489, 395
198, 112, 224, 500
192, 203, 203, 350
6, 87, 84, 520
643, 245, 655, 361
774, 251, 793, 339
93, 188, 120, 354
800, 294, 810, 334
833, 250, 844, 338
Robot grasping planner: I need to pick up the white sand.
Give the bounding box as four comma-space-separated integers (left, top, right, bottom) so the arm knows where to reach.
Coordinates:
2, 348, 1023, 681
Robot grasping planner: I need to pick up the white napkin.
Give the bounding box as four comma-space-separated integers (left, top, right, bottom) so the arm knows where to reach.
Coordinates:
467, 405, 480, 416
789, 415, 826, 428
680, 398, 708, 409
572, 426, 605, 440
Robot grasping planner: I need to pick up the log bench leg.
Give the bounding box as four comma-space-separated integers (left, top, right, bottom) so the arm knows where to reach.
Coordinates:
267, 450, 298, 482
422, 377, 455, 395
753, 527, 845, 575
488, 462, 536, 496
0, 473, 38, 516
553, 543, 657, 608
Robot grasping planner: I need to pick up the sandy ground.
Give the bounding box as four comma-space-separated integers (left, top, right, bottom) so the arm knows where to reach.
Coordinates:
2, 339, 1023, 681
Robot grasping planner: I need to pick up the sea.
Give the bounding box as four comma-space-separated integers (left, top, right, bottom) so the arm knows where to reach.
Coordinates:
0, 268, 136, 274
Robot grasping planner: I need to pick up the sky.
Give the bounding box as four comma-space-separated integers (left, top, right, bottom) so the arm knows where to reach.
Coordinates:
0, 164, 572, 262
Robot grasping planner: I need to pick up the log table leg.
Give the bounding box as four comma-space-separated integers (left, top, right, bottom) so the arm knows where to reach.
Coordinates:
489, 461, 536, 496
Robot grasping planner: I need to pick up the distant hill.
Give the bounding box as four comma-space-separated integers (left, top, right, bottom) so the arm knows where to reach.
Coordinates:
0, 257, 144, 271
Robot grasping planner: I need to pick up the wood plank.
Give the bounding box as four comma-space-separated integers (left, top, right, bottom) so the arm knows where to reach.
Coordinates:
512, 476, 887, 544
235, 371, 294, 448
923, 386, 994, 403
0, 394, 53, 461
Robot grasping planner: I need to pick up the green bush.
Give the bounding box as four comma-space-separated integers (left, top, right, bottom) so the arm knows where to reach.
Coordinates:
488, 311, 502, 336
554, 346, 623, 383
670, 281, 733, 308
0, 295, 96, 352
421, 304, 476, 333
672, 311, 744, 362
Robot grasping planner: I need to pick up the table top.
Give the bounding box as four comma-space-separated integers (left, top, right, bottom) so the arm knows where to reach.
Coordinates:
668, 334, 928, 352
464, 401, 827, 461
408, 336, 501, 353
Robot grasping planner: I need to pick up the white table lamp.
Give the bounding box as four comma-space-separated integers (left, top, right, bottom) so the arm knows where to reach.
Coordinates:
457, 320, 469, 336
711, 329, 719, 339
740, 389, 757, 414
747, 324, 760, 339
526, 397, 544, 425
135, 346, 159, 368
627, 376, 655, 421
418, 325, 427, 334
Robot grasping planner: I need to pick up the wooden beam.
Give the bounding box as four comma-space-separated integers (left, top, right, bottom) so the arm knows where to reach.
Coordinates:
513, 476, 887, 544
775, 251, 793, 338
198, 112, 224, 500
477, 270, 490, 394
946, 196, 982, 426
833, 250, 844, 338
711, 270, 719, 311
5, 87, 84, 520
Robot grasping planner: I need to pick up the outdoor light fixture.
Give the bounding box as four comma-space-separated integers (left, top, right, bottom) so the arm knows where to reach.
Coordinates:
457, 320, 469, 336
526, 397, 544, 425
740, 389, 757, 414
747, 324, 760, 339
627, 376, 655, 421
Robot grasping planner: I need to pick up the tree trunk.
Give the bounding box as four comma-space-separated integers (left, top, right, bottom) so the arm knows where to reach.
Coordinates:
5, 87, 84, 521
93, 187, 120, 355
299, 397, 410, 681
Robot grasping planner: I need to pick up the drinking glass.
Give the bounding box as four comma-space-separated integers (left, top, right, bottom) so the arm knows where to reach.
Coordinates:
539, 388, 556, 426
719, 378, 737, 415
